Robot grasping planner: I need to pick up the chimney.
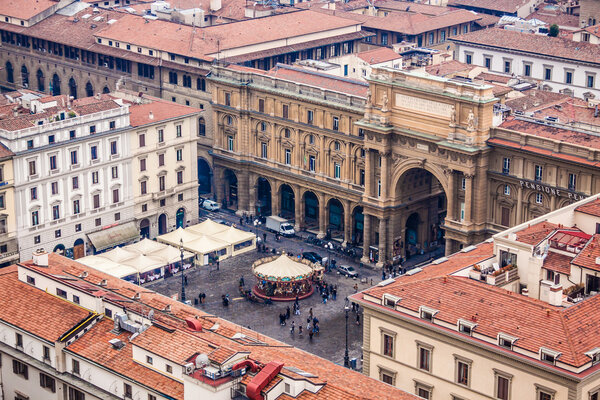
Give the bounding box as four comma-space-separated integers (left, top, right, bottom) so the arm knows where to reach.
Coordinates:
32, 249, 48, 267
210, 0, 222, 11
148, 111, 154, 120
521, 287, 529, 297
95, 93, 101, 100
548, 284, 563, 307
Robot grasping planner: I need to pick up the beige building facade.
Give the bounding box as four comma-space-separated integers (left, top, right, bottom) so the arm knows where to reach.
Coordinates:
0, 145, 17, 268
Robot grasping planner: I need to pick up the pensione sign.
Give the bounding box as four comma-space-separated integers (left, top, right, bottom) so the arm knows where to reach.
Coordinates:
520, 180, 587, 201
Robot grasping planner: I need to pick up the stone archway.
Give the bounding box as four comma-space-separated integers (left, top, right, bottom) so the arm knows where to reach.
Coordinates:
36, 69, 44, 92
280, 184, 295, 219
5, 61, 13, 83
176, 208, 185, 228
102, 86, 110, 94
303, 191, 319, 230
68, 77, 77, 99
327, 198, 344, 240
73, 238, 85, 259
197, 158, 212, 195
21, 65, 29, 88
352, 206, 364, 246
140, 218, 150, 239
223, 169, 238, 210
256, 177, 271, 216
158, 213, 168, 235
85, 81, 94, 97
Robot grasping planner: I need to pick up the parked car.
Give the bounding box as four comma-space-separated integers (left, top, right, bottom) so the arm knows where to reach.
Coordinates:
302, 252, 323, 264
201, 199, 220, 211
337, 265, 358, 278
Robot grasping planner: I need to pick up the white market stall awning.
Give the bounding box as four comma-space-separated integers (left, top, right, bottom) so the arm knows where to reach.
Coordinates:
212, 226, 256, 245
120, 254, 165, 273
187, 219, 229, 236
184, 235, 229, 255
87, 221, 139, 252
126, 238, 166, 255
157, 227, 201, 247
149, 245, 194, 264
101, 246, 139, 263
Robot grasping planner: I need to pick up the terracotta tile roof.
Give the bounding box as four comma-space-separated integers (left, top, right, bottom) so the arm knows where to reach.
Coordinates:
452, 28, 600, 65
474, 71, 512, 84
524, 98, 600, 126
448, 0, 532, 13
0, 0, 59, 21
499, 117, 600, 151
18, 253, 420, 400
571, 234, 600, 272
358, 275, 600, 367
128, 99, 201, 127
361, 9, 481, 35
527, 11, 580, 28
543, 252, 572, 275
505, 89, 575, 113
376, 0, 455, 16
576, 198, 600, 217
515, 221, 558, 245
425, 60, 477, 77
357, 47, 402, 64
67, 319, 185, 400
0, 266, 91, 342
0, 142, 14, 159
265, 64, 369, 98
474, 13, 500, 27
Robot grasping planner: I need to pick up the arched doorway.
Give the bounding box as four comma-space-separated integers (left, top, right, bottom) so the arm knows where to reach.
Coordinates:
257, 177, 271, 216
158, 213, 168, 235
140, 218, 150, 239
303, 191, 319, 229
73, 238, 85, 259
197, 158, 212, 195
53, 243, 65, 256
352, 206, 364, 246
327, 198, 344, 239
36, 69, 44, 92
394, 168, 447, 259
102, 86, 110, 94
51, 73, 60, 95
405, 213, 420, 258
176, 208, 185, 228
68, 77, 77, 99
5, 62, 14, 83
85, 81, 94, 97
223, 169, 238, 209
21, 65, 29, 87
280, 184, 295, 219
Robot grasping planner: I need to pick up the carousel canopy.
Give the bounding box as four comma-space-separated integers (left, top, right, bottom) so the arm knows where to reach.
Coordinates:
253, 254, 314, 282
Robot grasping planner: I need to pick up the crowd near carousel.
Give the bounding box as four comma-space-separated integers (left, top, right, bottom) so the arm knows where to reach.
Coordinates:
251, 252, 323, 301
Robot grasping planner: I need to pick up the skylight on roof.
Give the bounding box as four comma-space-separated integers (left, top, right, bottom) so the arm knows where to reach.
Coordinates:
284, 366, 317, 378
107, 19, 117, 24
93, 16, 103, 22
461, 245, 477, 253
378, 278, 395, 287
81, 14, 91, 19
431, 257, 448, 265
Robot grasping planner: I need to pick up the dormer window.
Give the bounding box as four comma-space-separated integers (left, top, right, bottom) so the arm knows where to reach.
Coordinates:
382, 294, 400, 309
419, 306, 438, 322
540, 347, 561, 365
498, 333, 518, 350
585, 348, 600, 365
457, 319, 477, 336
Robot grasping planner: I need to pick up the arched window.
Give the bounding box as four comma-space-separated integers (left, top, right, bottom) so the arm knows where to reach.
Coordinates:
260, 122, 266, 132
36, 69, 44, 92
197, 77, 206, 91
68, 77, 77, 99
198, 117, 206, 136
5, 62, 14, 83
51, 73, 60, 95
102, 86, 110, 94
21, 65, 28, 87
85, 81, 94, 97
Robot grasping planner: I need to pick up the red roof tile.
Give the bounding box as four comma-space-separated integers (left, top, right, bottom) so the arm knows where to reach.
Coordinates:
571, 234, 600, 272
0, 142, 13, 159
515, 221, 558, 245
0, 0, 59, 21
449, 0, 535, 13
128, 99, 201, 127
357, 47, 401, 64
576, 198, 600, 217
543, 252, 572, 275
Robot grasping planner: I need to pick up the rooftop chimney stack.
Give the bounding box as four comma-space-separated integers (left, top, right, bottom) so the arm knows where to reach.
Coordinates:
549, 284, 563, 307
148, 111, 154, 120
32, 249, 48, 267
210, 0, 222, 11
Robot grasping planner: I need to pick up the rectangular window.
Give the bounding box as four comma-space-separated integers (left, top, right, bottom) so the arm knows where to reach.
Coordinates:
140, 158, 146, 171
282, 104, 289, 119
261, 142, 268, 159
12, 359, 28, 379
176, 149, 183, 161
334, 163, 341, 179
502, 157, 510, 174
166, 364, 173, 373
504, 60, 511, 74
16, 333, 23, 348
112, 189, 119, 204
124, 383, 132, 398
70, 151, 78, 166
568, 173, 576, 191
51, 181, 59, 195
465, 53, 472, 64
535, 165, 543, 181
48, 135, 55, 144
90, 125, 96, 134
72, 359, 80, 375
544, 67, 552, 81
228, 136, 234, 151
177, 170, 183, 184
158, 129, 164, 143
49, 155, 57, 170
484, 56, 491, 69
52, 205, 60, 220
381, 32, 388, 45
565, 70, 573, 84
90, 145, 98, 160
307, 110, 314, 125
496, 374, 510, 400
29, 160, 36, 176
418, 346, 431, 372
524, 63, 531, 77
258, 98, 265, 113
383, 334, 394, 357
285, 149, 291, 165
309, 155, 316, 172
587, 74, 595, 88
43, 346, 50, 360
109, 121, 116, 130
31, 210, 39, 226
417, 387, 430, 400
360, 169, 365, 186
332, 116, 339, 131
112, 166, 118, 179
27, 139, 34, 149
141, 181, 147, 195
56, 288, 67, 298
139, 134, 145, 147
93, 194, 100, 209
158, 154, 165, 166
70, 130, 76, 140
176, 125, 182, 137
68, 387, 85, 400
72, 176, 79, 189
159, 176, 165, 191
110, 140, 117, 155
225, 92, 231, 106
73, 199, 80, 215
30, 187, 37, 200
456, 360, 470, 386
92, 171, 99, 184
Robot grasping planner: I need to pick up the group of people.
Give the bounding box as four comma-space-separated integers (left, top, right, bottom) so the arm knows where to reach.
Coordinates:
381, 262, 405, 281
316, 282, 337, 303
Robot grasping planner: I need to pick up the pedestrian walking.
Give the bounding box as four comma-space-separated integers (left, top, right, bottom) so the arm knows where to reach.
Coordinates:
332, 287, 337, 301
309, 330, 314, 340
290, 321, 295, 334
263, 233, 267, 243
286, 306, 291, 320
240, 217, 244, 225
381, 270, 386, 280
356, 313, 360, 326
239, 275, 245, 287
216, 260, 220, 270
353, 283, 358, 293
307, 321, 311, 331
299, 325, 303, 336
322, 292, 327, 304
309, 308, 313, 320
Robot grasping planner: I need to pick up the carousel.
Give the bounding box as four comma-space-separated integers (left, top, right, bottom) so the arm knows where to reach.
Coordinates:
251, 252, 323, 301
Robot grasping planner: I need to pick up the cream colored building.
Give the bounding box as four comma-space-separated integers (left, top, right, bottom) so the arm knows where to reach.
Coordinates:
355, 193, 600, 400
118, 92, 202, 238
0, 144, 17, 268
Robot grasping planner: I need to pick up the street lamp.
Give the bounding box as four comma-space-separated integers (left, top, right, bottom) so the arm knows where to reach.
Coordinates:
179, 238, 186, 304
344, 298, 350, 368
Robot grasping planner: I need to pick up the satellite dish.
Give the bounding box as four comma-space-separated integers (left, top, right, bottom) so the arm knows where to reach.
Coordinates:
195, 353, 210, 368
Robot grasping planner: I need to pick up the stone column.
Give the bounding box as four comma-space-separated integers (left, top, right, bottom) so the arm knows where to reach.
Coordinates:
343, 200, 352, 247
377, 217, 388, 268
550, 194, 557, 211
236, 171, 249, 216
317, 195, 327, 239
516, 185, 523, 224
271, 182, 280, 216
445, 169, 455, 221
361, 214, 372, 264
248, 174, 256, 217
294, 186, 303, 231
364, 149, 372, 197
380, 152, 389, 199
215, 168, 225, 205
464, 173, 474, 224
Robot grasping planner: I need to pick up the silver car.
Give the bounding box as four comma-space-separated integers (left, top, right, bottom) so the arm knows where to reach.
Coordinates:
338, 265, 358, 278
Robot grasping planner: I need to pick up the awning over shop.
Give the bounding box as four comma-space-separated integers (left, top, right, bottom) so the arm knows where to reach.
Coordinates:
87, 221, 139, 252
